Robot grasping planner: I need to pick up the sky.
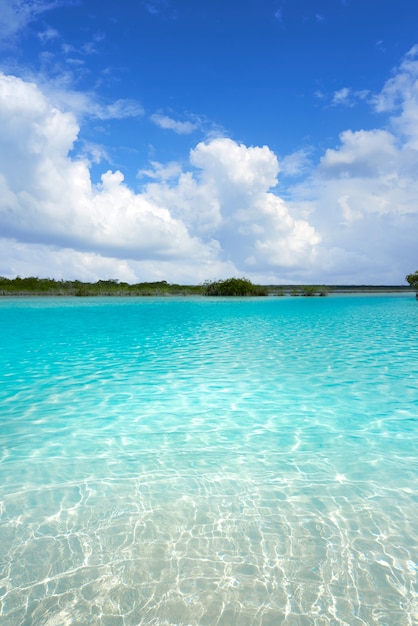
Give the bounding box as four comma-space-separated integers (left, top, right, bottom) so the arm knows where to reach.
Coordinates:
0, 0, 418, 285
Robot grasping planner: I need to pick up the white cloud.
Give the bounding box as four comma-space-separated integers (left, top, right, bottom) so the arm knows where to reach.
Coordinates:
0, 237, 236, 284
95, 98, 144, 120
144, 138, 321, 271
319, 129, 398, 179
138, 160, 183, 181
151, 113, 198, 134
80, 141, 111, 165
280, 148, 312, 178
0, 73, 321, 282
0, 238, 139, 283
286, 48, 418, 282
332, 87, 351, 106
33, 82, 145, 122
373, 45, 418, 113
0, 0, 60, 41
331, 87, 369, 107
0, 73, 213, 265
190, 138, 279, 191
2, 45, 418, 286
373, 45, 418, 148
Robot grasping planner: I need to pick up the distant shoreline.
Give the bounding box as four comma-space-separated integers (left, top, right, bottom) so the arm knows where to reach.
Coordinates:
0, 278, 414, 298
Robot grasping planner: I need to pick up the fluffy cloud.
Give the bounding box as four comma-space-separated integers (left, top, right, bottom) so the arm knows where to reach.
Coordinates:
2, 43, 418, 285
0, 72, 320, 282
288, 47, 418, 282
190, 139, 278, 192
143, 138, 320, 272
319, 129, 398, 180
373, 44, 418, 149
314, 128, 418, 233
0, 74, 214, 262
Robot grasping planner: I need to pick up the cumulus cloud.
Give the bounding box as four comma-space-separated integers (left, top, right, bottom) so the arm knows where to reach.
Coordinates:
0, 238, 140, 283
0, 73, 213, 262
0, 237, 236, 284
319, 129, 398, 179
288, 46, 418, 282
143, 138, 320, 272
3, 43, 418, 285
189, 139, 278, 191
0, 72, 320, 282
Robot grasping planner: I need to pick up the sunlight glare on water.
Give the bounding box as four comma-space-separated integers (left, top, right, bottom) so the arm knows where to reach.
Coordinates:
0, 295, 418, 625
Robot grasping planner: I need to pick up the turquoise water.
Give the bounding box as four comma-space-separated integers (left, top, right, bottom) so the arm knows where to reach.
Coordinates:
0, 295, 417, 625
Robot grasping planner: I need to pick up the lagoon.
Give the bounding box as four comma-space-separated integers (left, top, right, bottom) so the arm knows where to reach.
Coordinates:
0, 295, 417, 625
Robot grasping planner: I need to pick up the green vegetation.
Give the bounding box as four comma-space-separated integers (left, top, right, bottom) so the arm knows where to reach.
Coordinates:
0, 276, 413, 297
406, 270, 418, 297
203, 278, 268, 296
0, 276, 201, 297
0, 276, 269, 297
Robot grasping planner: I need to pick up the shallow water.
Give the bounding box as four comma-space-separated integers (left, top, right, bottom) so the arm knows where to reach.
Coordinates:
1, 295, 417, 625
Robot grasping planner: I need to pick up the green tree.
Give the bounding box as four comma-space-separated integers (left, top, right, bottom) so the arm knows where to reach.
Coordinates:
203, 277, 268, 296
406, 271, 418, 296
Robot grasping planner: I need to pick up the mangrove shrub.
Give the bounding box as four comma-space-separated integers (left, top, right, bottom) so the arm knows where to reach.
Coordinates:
203, 278, 268, 296
406, 271, 418, 296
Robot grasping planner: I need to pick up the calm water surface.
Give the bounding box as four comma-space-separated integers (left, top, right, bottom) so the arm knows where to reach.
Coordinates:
0, 295, 417, 625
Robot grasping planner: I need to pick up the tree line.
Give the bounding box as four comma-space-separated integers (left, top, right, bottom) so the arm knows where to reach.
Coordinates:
0, 275, 414, 297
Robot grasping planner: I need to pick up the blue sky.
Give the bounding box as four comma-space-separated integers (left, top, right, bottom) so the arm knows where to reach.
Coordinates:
1, 0, 418, 284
